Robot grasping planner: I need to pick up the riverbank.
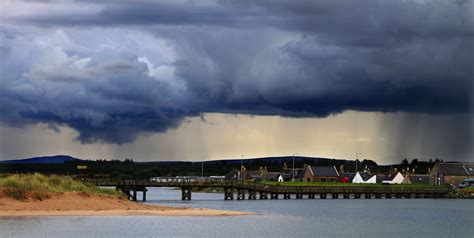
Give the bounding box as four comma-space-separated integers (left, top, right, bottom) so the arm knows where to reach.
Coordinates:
0, 191, 252, 217
0, 174, 252, 217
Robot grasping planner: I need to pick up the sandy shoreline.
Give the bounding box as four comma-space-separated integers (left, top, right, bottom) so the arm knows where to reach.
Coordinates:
0, 209, 253, 217
0, 192, 253, 217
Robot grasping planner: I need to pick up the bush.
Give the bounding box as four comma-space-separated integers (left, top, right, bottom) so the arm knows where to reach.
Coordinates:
4, 187, 28, 201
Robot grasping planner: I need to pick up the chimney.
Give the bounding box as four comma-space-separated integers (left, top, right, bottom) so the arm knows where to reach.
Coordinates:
339, 164, 345, 175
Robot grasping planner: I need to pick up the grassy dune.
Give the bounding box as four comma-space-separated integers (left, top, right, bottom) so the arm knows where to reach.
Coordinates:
0, 173, 122, 201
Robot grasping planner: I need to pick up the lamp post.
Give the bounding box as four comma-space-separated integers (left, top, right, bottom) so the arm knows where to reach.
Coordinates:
240, 154, 245, 181
355, 153, 362, 172
292, 153, 298, 182
201, 156, 206, 178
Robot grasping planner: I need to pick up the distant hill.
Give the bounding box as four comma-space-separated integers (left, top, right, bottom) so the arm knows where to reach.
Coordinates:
1, 155, 82, 164
137, 156, 323, 164
140, 156, 341, 167
203, 156, 324, 165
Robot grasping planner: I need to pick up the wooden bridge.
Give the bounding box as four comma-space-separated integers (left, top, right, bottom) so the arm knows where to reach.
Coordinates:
80, 178, 451, 201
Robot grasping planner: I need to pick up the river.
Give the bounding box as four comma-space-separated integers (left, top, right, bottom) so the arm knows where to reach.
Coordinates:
1, 187, 473, 237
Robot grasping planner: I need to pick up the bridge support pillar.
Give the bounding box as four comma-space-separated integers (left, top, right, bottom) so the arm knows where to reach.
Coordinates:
385, 194, 392, 199
296, 193, 303, 199
270, 193, 278, 199
354, 193, 361, 199
395, 194, 402, 199
124, 190, 131, 200
283, 193, 290, 199
237, 189, 245, 200
142, 188, 147, 202
343, 194, 350, 199
375, 194, 381, 199
133, 190, 137, 201
224, 187, 234, 200
320, 193, 327, 199
181, 187, 192, 200
308, 194, 315, 199
365, 193, 371, 199
248, 190, 256, 200
332, 194, 339, 199
259, 192, 268, 200
118, 187, 130, 200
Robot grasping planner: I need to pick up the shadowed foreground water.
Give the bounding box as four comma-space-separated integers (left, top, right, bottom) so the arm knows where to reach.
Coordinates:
1, 187, 473, 238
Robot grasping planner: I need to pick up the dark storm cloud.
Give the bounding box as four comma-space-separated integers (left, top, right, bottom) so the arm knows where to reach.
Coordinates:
10, 1, 262, 27
0, 0, 472, 144
20, 110, 190, 144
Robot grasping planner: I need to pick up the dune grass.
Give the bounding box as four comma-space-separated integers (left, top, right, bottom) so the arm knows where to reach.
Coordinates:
0, 173, 122, 201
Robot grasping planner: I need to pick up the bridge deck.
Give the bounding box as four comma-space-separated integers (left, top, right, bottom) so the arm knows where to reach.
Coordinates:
81, 178, 450, 195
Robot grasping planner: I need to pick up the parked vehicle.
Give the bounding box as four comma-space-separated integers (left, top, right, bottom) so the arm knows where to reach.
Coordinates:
458, 178, 474, 188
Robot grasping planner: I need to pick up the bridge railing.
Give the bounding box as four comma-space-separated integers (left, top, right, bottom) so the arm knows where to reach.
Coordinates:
80, 178, 451, 194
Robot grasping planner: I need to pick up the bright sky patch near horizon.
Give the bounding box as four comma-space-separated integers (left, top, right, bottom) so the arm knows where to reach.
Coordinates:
1, 111, 472, 164
0, 1, 472, 163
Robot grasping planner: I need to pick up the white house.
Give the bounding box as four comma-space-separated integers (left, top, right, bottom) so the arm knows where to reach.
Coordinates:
376, 172, 404, 184
278, 174, 284, 182
352, 172, 376, 184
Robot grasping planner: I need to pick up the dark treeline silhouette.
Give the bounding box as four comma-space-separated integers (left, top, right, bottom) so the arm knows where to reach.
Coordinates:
0, 156, 439, 178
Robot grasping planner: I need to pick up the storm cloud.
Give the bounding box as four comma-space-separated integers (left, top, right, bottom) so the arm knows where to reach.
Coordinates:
0, 0, 472, 144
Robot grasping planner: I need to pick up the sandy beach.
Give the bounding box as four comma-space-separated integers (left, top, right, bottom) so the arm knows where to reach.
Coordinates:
0, 191, 252, 217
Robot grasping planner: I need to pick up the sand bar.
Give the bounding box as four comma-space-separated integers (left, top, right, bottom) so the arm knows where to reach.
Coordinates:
0, 192, 253, 217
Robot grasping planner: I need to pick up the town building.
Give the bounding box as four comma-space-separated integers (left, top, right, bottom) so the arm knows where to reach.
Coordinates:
225, 167, 282, 181
403, 174, 430, 185
376, 172, 404, 184
299, 165, 339, 182
429, 162, 474, 186
353, 172, 376, 183
339, 172, 376, 183
282, 163, 305, 181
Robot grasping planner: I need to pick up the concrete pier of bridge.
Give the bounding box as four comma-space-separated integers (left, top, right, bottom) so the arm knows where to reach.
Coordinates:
181, 187, 192, 200
81, 178, 451, 202
117, 186, 147, 202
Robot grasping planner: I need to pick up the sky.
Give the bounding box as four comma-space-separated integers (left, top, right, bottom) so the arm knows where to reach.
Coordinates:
0, 0, 473, 163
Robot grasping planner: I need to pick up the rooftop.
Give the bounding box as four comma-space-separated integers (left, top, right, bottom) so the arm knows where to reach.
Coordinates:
309, 166, 339, 177
439, 163, 474, 176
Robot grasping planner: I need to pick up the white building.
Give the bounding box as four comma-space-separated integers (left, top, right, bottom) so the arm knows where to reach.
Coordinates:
352, 172, 376, 184
377, 172, 404, 184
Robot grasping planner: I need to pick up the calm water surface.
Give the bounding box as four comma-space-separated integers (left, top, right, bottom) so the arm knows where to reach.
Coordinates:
1, 187, 473, 238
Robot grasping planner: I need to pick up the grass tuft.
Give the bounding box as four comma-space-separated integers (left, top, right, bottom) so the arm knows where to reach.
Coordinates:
0, 173, 123, 201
